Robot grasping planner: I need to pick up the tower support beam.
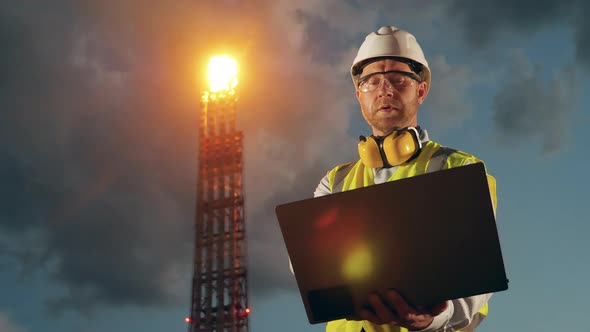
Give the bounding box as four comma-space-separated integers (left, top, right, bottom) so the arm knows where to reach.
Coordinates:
189, 90, 249, 332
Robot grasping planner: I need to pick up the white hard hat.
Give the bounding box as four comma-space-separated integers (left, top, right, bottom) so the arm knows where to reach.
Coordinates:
351, 26, 431, 90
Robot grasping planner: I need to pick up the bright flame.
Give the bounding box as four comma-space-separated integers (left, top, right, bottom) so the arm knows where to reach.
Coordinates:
245, 308, 251, 314
208, 55, 238, 92
185, 316, 192, 323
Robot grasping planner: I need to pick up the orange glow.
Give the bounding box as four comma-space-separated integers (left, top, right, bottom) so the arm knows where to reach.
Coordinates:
208, 55, 238, 92
245, 308, 251, 314
185, 316, 192, 323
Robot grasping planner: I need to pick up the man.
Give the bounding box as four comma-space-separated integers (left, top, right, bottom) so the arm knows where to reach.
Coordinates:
314, 26, 497, 332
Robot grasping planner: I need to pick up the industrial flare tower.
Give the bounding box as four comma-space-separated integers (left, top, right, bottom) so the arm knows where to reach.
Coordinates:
188, 56, 249, 332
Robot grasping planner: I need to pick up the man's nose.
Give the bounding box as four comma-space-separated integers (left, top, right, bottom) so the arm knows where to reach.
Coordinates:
377, 80, 395, 96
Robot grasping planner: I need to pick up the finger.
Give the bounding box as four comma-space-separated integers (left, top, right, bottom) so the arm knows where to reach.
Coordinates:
368, 293, 398, 323
385, 290, 415, 317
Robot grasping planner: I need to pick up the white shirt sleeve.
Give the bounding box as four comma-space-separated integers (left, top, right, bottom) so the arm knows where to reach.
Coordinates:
314, 172, 332, 198
414, 293, 493, 331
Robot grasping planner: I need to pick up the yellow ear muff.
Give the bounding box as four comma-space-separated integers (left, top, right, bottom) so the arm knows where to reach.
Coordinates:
358, 135, 384, 168
357, 127, 422, 168
381, 128, 421, 166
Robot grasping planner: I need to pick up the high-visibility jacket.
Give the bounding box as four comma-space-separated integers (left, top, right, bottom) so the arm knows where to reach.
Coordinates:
324, 140, 496, 332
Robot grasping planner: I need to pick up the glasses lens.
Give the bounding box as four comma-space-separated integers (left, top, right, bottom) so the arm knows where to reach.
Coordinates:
358, 70, 419, 92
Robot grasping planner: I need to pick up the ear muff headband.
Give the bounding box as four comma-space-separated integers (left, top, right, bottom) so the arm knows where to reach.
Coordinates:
357, 127, 422, 168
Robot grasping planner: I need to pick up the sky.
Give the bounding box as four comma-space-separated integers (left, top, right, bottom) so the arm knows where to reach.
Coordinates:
1, 1, 589, 331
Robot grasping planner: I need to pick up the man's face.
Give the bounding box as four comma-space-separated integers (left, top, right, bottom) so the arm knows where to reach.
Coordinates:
356, 59, 428, 136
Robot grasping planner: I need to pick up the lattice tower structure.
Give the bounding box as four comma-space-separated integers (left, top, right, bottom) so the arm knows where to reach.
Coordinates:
189, 89, 248, 332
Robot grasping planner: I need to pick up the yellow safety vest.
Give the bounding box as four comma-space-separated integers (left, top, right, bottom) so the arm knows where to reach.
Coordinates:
325, 141, 496, 332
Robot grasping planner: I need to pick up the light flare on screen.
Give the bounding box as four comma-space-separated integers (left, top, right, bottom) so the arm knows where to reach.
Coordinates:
208, 55, 238, 92
342, 244, 374, 281
315, 207, 339, 229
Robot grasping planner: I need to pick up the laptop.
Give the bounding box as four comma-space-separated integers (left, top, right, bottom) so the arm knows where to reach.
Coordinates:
275, 162, 508, 324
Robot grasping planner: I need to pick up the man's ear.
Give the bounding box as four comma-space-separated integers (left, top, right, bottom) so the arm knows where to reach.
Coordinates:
417, 81, 428, 104
356, 88, 361, 101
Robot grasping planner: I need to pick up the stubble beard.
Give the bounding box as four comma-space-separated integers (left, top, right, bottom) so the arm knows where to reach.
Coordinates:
364, 106, 408, 136
360, 92, 420, 136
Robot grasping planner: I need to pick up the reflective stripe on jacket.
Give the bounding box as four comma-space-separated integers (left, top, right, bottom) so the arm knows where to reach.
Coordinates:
325, 140, 496, 332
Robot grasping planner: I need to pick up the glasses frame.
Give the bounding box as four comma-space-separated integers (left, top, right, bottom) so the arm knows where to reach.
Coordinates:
357, 70, 422, 92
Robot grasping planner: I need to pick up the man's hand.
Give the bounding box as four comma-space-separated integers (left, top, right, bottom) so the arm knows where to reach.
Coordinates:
354, 290, 448, 330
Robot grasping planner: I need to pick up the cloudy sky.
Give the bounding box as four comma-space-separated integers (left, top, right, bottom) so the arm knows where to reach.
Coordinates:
1, 1, 589, 331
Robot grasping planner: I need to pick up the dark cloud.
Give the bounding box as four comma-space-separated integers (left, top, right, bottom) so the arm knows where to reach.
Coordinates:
572, 14, 590, 69
0, 0, 362, 315
430, 0, 586, 151
492, 52, 579, 153
0, 0, 232, 313
446, 0, 590, 66
447, 1, 564, 46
